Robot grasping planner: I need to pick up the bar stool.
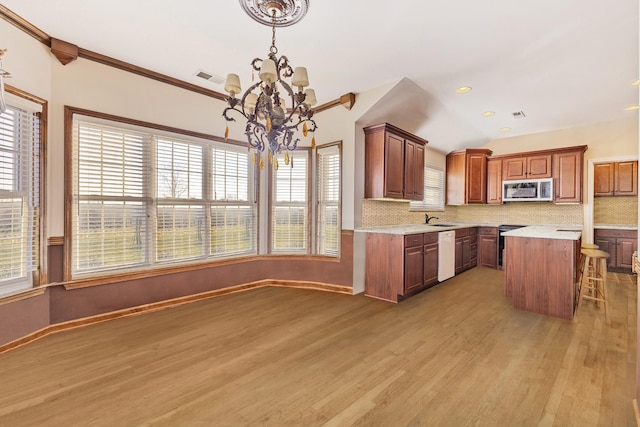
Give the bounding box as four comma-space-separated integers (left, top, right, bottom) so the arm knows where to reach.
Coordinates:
576, 243, 599, 298
576, 249, 609, 323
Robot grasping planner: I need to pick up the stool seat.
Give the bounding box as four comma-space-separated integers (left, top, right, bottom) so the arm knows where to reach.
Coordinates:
581, 243, 599, 249
576, 249, 609, 323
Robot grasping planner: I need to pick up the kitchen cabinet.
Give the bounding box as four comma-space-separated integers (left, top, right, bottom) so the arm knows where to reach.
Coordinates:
364, 231, 439, 302
423, 232, 439, 288
553, 148, 585, 203
486, 158, 502, 204
404, 234, 424, 294
503, 154, 552, 180
446, 149, 492, 205
455, 227, 477, 273
594, 161, 638, 197
594, 229, 638, 272
364, 123, 427, 200
478, 227, 498, 268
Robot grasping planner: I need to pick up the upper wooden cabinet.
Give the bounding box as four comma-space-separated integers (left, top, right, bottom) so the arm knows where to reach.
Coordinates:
486, 158, 503, 205
553, 147, 586, 203
364, 123, 427, 200
503, 154, 552, 180
446, 149, 492, 205
594, 160, 638, 197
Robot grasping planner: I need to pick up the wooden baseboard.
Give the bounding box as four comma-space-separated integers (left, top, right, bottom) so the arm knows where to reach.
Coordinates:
0, 280, 352, 355
633, 399, 640, 426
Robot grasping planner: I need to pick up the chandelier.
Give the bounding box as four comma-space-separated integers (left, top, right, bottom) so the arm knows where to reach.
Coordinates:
223, 0, 317, 170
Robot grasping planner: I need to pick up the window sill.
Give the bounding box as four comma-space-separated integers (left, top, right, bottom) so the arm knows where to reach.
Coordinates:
0, 286, 48, 306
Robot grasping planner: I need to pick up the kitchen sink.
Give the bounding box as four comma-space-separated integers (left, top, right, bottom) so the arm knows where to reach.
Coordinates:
431, 224, 456, 227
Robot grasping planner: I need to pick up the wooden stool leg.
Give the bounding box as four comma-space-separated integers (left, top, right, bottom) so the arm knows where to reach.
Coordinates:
600, 258, 608, 323
576, 255, 591, 312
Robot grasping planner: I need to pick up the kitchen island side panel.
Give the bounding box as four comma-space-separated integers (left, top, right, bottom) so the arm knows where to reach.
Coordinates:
365, 233, 404, 302
505, 236, 577, 319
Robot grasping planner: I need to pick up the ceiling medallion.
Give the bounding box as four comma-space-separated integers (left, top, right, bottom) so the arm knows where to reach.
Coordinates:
239, 0, 309, 27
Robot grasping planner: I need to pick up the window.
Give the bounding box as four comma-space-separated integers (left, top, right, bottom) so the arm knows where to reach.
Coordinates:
0, 100, 41, 295
70, 113, 256, 278
316, 144, 341, 256
410, 166, 445, 211
270, 150, 309, 254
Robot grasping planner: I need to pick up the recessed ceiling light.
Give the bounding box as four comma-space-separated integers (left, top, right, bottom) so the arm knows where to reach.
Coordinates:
456, 86, 472, 94
499, 127, 511, 132
481, 111, 495, 117
624, 105, 640, 111
632, 80, 640, 86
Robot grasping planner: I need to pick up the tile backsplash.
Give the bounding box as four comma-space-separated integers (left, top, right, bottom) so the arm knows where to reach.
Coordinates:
362, 199, 584, 227
593, 196, 638, 225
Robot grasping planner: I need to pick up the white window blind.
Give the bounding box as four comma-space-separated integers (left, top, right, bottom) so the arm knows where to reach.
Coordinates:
316, 144, 341, 256
71, 115, 257, 277
210, 146, 255, 257
156, 138, 205, 262
73, 121, 150, 273
410, 166, 445, 211
0, 104, 40, 295
271, 151, 309, 254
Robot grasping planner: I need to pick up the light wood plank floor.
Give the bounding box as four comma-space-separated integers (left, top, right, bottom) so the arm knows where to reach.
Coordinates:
0, 267, 636, 426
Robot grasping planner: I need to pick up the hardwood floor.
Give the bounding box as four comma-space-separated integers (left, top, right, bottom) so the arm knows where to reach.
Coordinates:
0, 267, 636, 426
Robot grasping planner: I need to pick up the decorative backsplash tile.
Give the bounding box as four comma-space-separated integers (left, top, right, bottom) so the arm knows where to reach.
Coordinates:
594, 196, 638, 225
362, 199, 584, 227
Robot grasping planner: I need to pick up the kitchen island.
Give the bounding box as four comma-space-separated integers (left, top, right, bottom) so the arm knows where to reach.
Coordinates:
502, 225, 582, 319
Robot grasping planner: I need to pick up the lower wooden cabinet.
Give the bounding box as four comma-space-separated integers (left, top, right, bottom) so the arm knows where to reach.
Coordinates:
455, 227, 477, 274
594, 228, 637, 272
423, 233, 439, 288
478, 227, 498, 268
365, 231, 439, 302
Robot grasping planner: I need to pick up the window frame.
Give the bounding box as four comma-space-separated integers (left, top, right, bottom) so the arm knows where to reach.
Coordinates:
268, 148, 312, 255
0, 86, 47, 294
315, 142, 342, 257
64, 107, 258, 281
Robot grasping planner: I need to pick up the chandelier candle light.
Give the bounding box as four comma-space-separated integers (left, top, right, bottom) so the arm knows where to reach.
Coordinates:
223, 0, 317, 170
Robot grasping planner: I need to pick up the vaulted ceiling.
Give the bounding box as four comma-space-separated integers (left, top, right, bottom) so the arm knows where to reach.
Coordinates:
1, 0, 638, 151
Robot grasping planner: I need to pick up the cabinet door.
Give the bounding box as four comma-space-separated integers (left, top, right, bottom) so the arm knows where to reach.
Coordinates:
384, 132, 405, 199
617, 238, 637, 269
412, 142, 425, 200
553, 151, 582, 203
503, 157, 528, 180
404, 245, 424, 294
479, 235, 498, 268
455, 237, 463, 274
462, 236, 471, 269
423, 243, 438, 288
466, 154, 488, 203
614, 161, 638, 196
594, 235, 617, 268
594, 163, 615, 196
486, 158, 502, 204
527, 155, 552, 179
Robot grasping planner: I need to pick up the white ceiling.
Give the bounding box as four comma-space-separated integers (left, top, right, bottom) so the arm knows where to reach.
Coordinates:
1, 0, 638, 152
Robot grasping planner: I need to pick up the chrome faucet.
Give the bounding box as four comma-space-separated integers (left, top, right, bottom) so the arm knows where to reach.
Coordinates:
425, 213, 439, 224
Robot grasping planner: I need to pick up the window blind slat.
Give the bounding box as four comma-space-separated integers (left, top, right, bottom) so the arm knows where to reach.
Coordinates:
317, 145, 340, 256
272, 152, 308, 254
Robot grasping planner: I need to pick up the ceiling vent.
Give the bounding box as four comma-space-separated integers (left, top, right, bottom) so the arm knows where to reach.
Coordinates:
512, 111, 526, 119
195, 70, 224, 84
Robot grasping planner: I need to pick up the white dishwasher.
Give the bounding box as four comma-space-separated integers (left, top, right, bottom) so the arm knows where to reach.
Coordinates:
438, 230, 456, 282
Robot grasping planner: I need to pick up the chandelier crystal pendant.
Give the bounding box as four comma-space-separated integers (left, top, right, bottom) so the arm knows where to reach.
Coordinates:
223, 0, 317, 170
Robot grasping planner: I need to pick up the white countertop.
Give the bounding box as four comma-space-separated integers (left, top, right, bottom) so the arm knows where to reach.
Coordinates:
593, 224, 637, 230
356, 222, 505, 235
501, 225, 581, 241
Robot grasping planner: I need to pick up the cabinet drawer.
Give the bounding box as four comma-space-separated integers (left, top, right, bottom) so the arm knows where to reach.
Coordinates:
478, 227, 497, 235
595, 229, 637, 239
423, 232, 439, 245
404, 234, 424, 247
455, 228, 470, 238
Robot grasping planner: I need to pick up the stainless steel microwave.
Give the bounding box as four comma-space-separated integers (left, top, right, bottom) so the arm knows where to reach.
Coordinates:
503, 178, 553, 202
